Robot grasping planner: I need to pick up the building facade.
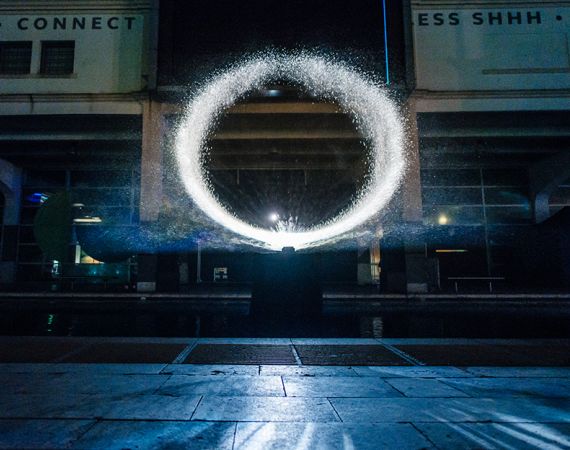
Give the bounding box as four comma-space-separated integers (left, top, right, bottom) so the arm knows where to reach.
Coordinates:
1, 0, 570, 297
0, 0, 154, 287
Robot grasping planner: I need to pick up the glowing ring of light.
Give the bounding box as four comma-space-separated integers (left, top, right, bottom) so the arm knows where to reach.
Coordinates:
175, 54, 405, 250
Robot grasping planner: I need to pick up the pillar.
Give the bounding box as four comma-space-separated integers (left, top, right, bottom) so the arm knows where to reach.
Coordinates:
137, 99, 165, 292
402, 99, 428, 294
0, 159, 22, 284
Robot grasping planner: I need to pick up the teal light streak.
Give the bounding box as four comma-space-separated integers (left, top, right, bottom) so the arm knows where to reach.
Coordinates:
47, 313, 55, 333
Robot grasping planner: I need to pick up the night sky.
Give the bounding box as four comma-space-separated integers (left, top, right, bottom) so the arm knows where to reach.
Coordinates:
159, 0, 405, 84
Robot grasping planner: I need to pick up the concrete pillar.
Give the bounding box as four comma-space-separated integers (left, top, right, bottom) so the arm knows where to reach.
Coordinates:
402, 100, 423, 223
137, 99, 165, 292
0, 158, 22, 226
0, 159, 22, 284
140, 99, 165, 222
402, 100, 428, 294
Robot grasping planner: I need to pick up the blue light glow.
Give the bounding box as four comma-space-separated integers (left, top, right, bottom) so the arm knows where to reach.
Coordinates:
27, 192, 48, 204
382, 0, 390, 85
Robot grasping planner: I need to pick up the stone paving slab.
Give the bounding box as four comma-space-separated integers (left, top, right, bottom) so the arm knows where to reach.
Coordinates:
71, 420, 236, 450
0, 393, 202, 420
282, 376, 402, 398
0, 419, 95, 449
440, 377, 570, 398
330, 397, 570, 423
385, 378, 470, 398
193, 397, 340, 422
465, 367, 570, 378
158, 375, 285, 397
58, 373, 169, 396
162, 364, 261, 376
0, 394, 80, 419
0, 373, 168, 396
0, 337, 568, 449
0, 372, 169, 395
0, 372, 69, 395
415, 422, 570, 450
352, 366, 472, 378
233, 422, 434, 449
259, 365, 359, 377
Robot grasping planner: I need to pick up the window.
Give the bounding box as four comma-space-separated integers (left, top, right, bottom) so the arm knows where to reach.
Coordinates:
40, 41, 75, 75
0, 41, 32, 74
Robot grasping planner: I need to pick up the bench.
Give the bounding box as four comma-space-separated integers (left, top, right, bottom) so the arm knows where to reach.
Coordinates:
448, 276, 505, 293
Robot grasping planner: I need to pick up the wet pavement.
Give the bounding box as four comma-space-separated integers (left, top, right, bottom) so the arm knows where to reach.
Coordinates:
0, 337, 569, 449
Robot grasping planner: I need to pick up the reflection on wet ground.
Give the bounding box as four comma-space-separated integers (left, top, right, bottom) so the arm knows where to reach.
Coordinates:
2, 311, 570, 339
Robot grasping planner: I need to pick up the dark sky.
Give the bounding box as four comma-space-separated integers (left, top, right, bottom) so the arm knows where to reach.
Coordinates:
159, 0, 404, 83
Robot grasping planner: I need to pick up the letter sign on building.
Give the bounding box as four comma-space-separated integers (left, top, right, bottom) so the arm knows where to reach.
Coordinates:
411, 5, 570, 92
0, 14, 146, 95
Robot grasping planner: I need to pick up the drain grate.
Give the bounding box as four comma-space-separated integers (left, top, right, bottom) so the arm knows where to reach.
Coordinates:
0, 341, 83, 363
396, 344, 570, 367
61, 343, 187, 364
184, 344, 297, 365
295, 345, 411, 366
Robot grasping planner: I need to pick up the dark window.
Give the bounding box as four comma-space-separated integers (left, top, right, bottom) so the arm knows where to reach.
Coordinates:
0, 41, 32, 74
421, 169, 481, 187
40, 41, 74, 75
422, 187, 482, 206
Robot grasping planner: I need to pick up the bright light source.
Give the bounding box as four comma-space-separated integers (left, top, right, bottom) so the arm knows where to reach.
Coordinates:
269, 212, 279, 222
438, 214, 449, 225
265, 89, 281, 97
73, 216, 102, 223
435, 249, 468, 253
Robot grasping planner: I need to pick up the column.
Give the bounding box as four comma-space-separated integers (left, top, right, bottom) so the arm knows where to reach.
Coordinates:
402, 99, 428, 294
137, 99, 164, 292
0, 158, 22, 284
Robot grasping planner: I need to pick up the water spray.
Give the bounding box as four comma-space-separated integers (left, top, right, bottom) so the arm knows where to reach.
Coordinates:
175, 52, 406, 251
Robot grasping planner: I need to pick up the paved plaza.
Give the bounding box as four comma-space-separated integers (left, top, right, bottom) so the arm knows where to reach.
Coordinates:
0, 337, 568, 449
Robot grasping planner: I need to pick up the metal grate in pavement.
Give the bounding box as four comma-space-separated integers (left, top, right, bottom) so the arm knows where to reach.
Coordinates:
0, 341, 83, 363
184, 344, 297, 365
61, 343, 187, 363
295, 345, 411, 366
396, 344, 570, 367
